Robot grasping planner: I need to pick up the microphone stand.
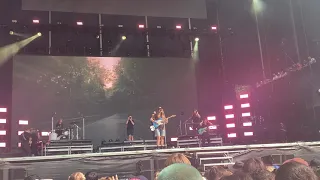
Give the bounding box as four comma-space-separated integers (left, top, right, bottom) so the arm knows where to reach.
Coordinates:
51, 112, 56, 133
184, 118, 192, 136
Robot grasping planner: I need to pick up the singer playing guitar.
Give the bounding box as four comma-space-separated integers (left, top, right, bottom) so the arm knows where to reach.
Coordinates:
150, 107, 176, 148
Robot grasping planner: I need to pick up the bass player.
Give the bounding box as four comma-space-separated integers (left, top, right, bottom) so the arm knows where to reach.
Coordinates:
198, 118, 213, 147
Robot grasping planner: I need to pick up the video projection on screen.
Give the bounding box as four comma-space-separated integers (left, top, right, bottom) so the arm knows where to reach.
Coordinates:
12, 55, 197, 145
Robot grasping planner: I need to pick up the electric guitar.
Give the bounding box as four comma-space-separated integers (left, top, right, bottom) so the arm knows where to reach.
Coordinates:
198, 127, 208, 135
198, 125, 219, 135
150, 115, 176, 131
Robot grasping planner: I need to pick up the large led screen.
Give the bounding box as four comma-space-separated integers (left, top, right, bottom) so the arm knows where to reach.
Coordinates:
12, 55, 198, 145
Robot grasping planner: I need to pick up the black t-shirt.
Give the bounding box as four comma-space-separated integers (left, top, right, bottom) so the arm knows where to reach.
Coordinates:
127, 119, 134, 129
192, 114, 201, 123
20, 132, 31, 144
56, 122, 63, 129
31, 131, 39, 144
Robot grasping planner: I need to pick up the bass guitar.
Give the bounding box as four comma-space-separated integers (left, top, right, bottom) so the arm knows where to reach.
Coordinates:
198, 127, 207, 135
150, 115, 176, 131
198, 125, 219, 135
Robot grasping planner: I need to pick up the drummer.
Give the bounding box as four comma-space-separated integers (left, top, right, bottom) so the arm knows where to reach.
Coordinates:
55, 118, 64, 137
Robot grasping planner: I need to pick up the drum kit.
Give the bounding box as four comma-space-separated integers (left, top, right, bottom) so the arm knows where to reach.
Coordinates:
49, 121, 81, 141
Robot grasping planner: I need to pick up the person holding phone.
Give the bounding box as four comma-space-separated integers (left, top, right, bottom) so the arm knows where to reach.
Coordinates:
126, 115, 135, 141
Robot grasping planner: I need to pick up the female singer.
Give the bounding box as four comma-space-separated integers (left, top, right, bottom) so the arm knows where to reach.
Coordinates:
126, 115, 135, 141
155, 107, 166, 148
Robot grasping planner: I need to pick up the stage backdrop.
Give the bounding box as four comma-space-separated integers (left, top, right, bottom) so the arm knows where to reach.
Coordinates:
12, 55, 198, 146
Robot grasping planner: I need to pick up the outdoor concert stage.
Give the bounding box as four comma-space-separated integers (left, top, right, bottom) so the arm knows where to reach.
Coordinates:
2, 141, 320, 180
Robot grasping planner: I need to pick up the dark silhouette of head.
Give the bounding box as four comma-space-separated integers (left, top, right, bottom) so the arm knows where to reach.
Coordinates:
243, 158, 265, 173
205, 166, 232, 180
275, 161, 317, 180
220, 171, 252, 180
85, 171, 99, 180
164, 153, 191, 167
250, 170, 275, 180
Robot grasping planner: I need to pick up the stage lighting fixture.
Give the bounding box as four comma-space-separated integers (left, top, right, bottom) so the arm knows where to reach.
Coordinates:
207, 116, 216, 121
171, 137, 178, 142
33, 19, 40, 24
9, 31, 14, 35
0, 119, 6, 124
0, 130, 6, 135
209, 125, 217, 130
41, 132, 50, 136
227, 133, 237, 138
121, 36, 127, 40
19, 120, 28, 125
0, 142, 6, 147
226, 123, 236, 128
176, 25, 182, 29
77, 21, 83, 26
12, 20, 17, 23
118, 24, 124, 28
225, 114, 235, 119
244, 132, 254, 136
211, 26, 217, 30
37, 32, 42, 36
224, 105, 233, 110
0, 108, 7, 112
138, 24, 145, 28
243, 122, 253, 127
18, 131, 24, 135
240, 94, 249, 99
242, 112, 251, 117
157, 26, 162, 29
195, 37, 200, 42
241, 103, 250, 108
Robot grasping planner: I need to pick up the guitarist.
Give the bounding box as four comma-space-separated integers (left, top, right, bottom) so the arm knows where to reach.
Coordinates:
20, 129, 32, 156
155, 107, 167, 149
198, 119, 213, 147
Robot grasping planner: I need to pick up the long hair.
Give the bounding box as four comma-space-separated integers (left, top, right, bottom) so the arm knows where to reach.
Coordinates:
157, 108, 166, 119
164, 153, 191, 167
243, 158, 265, 173
68, 172, 85, 180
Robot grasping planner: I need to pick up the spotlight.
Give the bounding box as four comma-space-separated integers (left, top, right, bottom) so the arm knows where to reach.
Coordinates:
121, 36, 127, 40
211, 26, 217, 30
9, 31, 14, 35
77, 21, 83, 26
176, 25, 182, 29
138, 24, 145, 29
195, 37, 199, 42
33, 19, 40, 24
37, 32, 42, 36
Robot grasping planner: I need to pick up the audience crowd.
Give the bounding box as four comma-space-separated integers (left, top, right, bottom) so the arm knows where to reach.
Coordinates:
25, 153, 320, 180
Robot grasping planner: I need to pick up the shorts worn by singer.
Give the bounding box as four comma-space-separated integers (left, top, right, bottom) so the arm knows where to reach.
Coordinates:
155, 128, 166, 137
